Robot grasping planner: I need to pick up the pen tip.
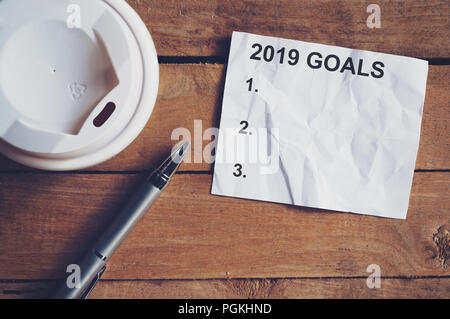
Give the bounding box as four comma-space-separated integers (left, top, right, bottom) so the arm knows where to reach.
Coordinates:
169, 140, 190, 165
149, 141, 191, 189
175, 140, 190, 159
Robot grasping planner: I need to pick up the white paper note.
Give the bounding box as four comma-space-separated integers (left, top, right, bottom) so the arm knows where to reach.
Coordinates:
211, 32, 429, 219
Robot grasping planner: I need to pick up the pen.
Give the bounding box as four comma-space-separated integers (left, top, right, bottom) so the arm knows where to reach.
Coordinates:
52, 141, 190, 299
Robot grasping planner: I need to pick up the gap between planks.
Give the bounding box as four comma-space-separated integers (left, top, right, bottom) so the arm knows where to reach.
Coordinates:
156, 56, 450, 65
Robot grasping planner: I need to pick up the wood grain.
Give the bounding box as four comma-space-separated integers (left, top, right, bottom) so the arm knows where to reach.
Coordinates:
125, 0, 450, 57
0, 172, 448, 280
0, 0, 448, 300
0, 64, 448, 172
1, 277, 449, 299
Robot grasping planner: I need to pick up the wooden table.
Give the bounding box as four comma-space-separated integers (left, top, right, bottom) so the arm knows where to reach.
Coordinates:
0, 0, 448, 299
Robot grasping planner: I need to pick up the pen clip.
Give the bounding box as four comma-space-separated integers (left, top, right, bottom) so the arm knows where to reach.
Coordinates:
81, 265, 107, 299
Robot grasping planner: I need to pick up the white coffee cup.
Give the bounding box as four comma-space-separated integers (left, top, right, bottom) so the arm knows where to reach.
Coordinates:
0, 0, 159, 170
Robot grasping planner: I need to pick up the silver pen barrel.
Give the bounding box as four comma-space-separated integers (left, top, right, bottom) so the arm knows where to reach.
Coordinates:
96, 141, 189, 259
95, 181, 162, 260
52, 141, 189, 299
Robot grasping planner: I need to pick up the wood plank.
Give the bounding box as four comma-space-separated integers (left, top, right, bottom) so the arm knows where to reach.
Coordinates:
0, 64, 448, 171
0, 172, 448, 280
1, 277, 449, 299
125, 0, 450, 57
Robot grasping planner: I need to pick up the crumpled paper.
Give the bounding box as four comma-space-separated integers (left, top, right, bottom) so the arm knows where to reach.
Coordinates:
212, 32, 428, 219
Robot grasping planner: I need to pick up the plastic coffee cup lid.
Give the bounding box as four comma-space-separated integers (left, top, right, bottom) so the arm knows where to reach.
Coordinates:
0, 0, 159, 170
